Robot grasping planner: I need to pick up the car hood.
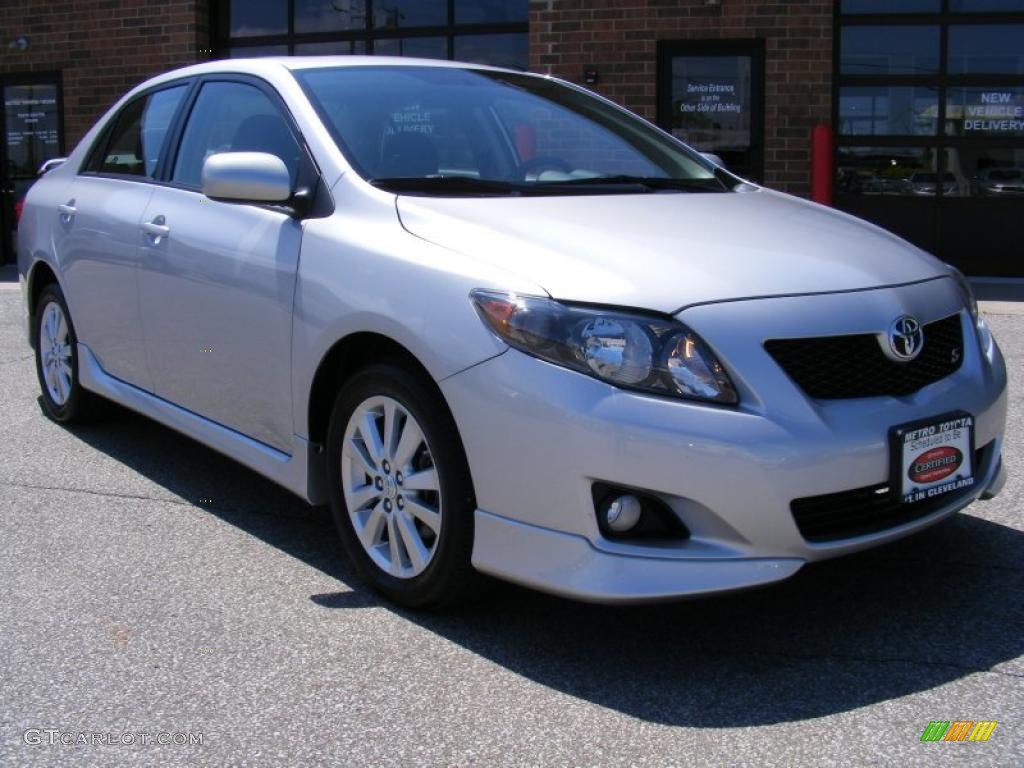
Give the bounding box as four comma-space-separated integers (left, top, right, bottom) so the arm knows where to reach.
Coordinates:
395, 187, 948, 314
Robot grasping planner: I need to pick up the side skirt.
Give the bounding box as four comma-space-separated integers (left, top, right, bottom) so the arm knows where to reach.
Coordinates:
77, 343, 327, 505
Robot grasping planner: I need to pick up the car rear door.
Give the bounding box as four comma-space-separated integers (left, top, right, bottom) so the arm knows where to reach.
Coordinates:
56, 83, 190, 390
136, 77, 304, 454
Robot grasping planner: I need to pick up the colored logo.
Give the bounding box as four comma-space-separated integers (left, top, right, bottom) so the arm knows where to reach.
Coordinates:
921, 721, 997, 742
908, 446, 963, 484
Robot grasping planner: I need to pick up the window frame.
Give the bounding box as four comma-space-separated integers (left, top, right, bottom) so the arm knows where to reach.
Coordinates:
212, 0, 529, 69
833, 1, 1024, 190
78, 72, 329, 218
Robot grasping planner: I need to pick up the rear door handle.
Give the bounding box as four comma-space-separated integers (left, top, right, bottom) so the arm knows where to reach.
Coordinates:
142, 216, 170, 243
57, 200, 76, 223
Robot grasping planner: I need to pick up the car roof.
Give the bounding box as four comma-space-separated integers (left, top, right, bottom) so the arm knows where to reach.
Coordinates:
137, 55, 523, 89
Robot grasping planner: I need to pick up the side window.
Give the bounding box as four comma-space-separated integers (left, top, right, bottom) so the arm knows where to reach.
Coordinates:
172, 81, 301, 189
88, 85, 188, 177
140, 87, 189, 176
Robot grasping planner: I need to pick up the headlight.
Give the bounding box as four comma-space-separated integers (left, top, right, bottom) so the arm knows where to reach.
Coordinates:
470, 290, 738, 405
948, 266, 993, 354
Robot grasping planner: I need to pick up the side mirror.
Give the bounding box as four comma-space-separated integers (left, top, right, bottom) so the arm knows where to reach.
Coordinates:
201, 152, 292, 204
700, 152, 726, 168
38, 158, 66, 175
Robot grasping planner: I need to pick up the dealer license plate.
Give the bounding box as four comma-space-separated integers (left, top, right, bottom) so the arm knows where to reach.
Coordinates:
891, 413, 975, 504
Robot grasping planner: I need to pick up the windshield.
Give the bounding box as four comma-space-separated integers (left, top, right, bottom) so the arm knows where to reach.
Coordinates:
295, 65, 731, 196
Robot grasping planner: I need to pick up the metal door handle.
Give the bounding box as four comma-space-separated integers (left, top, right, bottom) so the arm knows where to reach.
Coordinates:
58, 201, 76, 221
142, 217, 170, 241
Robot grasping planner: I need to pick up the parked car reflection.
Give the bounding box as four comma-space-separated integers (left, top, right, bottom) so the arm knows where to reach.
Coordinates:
903, 172, 957, 197
973, 168, 1024, 197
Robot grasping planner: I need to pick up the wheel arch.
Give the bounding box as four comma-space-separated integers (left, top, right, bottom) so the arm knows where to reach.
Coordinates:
25, 260, 61, 347
306, 332, 469, 460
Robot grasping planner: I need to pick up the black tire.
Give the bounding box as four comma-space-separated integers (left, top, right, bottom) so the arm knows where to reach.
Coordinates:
326, 362, 480, 609
32, 283, 105, 424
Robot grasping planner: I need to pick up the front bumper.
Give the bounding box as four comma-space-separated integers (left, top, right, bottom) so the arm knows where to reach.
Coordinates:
440, 278, 1008, 603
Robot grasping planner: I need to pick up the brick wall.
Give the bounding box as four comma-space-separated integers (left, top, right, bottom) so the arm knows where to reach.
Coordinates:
528, 0, 833, 196
0, 0, 210, 154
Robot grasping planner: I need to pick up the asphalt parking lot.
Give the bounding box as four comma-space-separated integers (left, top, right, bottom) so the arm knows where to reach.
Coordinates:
0, 275, 1021, 767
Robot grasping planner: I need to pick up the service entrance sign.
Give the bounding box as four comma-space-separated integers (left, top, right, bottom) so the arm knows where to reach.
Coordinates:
656, 40, 765, 183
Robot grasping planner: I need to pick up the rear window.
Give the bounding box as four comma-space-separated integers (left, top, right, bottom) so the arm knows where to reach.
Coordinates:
85, 85, 188, 177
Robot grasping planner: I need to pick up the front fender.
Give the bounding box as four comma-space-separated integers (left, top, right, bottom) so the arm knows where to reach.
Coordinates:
290, 187, 544, 439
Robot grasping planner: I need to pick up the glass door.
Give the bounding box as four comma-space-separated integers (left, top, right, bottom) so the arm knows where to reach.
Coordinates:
657, 40, 765, 182
1, 74, 63, 265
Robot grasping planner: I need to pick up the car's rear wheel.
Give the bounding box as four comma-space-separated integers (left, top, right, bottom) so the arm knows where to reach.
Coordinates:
32, 283, 104, 423
326, 363, 479, 608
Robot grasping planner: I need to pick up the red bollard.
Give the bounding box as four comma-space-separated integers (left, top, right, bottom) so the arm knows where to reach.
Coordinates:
810, 123, 833, 206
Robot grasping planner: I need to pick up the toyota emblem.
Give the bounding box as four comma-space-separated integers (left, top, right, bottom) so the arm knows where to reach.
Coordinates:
886, 315, 924, 362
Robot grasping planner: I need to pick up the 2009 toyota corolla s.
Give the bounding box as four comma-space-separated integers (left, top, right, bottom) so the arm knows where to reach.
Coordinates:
17, 57, 1008, 607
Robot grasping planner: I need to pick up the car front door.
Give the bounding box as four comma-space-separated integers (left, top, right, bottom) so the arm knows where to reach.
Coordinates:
56, 83, 190, 389
137, 78, 305, 454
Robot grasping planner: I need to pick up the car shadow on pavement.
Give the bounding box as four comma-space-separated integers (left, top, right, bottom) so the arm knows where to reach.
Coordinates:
63, 402, 1024, 728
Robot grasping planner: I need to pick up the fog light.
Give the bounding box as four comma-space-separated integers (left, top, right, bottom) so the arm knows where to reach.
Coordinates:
592, 483, 691, 541
604, 494, 642, 532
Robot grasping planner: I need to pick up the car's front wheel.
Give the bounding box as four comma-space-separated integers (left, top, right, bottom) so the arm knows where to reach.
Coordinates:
32, 283, 104, 423
326, 363, 479, 608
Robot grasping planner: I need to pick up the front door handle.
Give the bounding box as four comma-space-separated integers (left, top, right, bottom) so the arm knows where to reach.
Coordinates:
142, 216, 170, 244
57, 200, 76, 223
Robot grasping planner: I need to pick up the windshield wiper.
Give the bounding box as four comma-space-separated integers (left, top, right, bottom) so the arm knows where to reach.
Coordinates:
535, 175, 727, 192
369, 174, 730, 197
370, 176, 525, 196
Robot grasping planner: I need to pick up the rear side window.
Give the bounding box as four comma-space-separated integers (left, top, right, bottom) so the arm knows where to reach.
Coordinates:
171, 81, 301, 188
87, 85, 188, 177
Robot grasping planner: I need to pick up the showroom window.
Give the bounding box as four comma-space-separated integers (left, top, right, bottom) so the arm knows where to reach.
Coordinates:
835, 2, 1024, 274
214, 0, 528, 70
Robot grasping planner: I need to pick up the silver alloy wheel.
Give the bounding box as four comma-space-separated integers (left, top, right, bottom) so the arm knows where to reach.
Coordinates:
341, 395, 443, 579
39, 301, 73, 406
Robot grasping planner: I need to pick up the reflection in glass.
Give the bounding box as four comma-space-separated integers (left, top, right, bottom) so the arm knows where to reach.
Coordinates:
295, 0, 367, 34
945, 87, 1024, 137
229, 0, 287, 37
373, 1, 447, 29
840, 26, 939, 75
839, 87, 937, 136
841, 0, 939, 12
948, 25, 1024, 75
835, 146, 935, 197
947, 147, 1024, 197
455, 0, 529, 23
950, 0, 1024, 10
374, 37, 447, 59
294, 40, 367, 55
140, 87, 188, 176
454, 33, 528, 70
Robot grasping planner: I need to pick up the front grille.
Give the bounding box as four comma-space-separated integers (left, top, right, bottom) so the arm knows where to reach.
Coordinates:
764, 313, 964, 399
791, 443, 990, 543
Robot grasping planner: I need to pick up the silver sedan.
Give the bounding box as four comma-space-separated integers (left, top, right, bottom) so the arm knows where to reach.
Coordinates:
17, 57, 1008, 607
